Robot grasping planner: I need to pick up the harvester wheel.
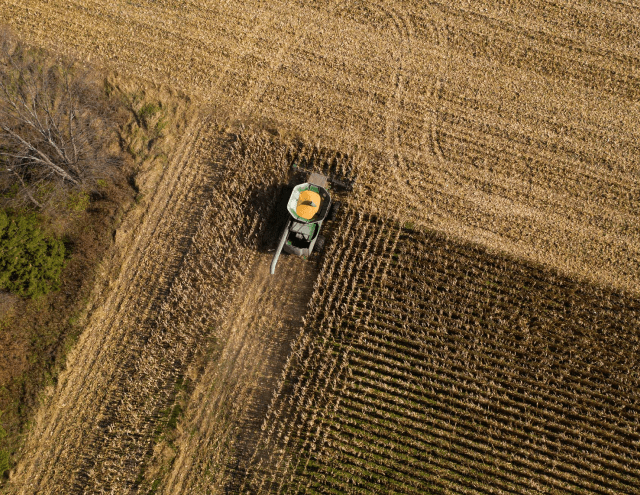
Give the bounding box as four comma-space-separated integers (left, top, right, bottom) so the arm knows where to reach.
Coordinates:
328, 201, 341, 221
315, 235, 326, 254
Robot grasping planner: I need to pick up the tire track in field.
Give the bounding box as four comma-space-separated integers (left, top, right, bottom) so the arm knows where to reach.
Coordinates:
378, 3, 412, 168
373, 1, 450, 170
206, 3, 296, 118
328, 1, 413, 168
157, 254, 317, 495
414, 5, 449, 165
8, 118, 220, 494
422, 77, 446, 163
360, 2, 450, 219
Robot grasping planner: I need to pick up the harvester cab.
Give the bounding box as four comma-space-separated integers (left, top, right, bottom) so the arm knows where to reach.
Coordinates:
270, 172, 332, 275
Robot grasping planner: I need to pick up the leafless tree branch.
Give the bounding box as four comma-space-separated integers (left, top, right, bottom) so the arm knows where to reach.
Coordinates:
0, 28, 122, 209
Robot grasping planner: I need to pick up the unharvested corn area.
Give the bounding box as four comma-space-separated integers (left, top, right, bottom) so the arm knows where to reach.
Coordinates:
241, 212, 640, 494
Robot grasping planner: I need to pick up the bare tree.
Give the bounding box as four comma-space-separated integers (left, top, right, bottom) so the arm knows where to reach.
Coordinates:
0, 28, 120, 208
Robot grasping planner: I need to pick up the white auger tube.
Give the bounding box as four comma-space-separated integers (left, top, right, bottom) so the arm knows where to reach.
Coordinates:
270, 219, 291, 275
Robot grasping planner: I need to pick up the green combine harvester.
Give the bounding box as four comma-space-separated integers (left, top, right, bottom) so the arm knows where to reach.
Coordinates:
270, 172, 334, 275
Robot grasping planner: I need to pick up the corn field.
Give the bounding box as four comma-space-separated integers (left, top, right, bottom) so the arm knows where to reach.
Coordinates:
239, 210, 640, 494
8, 126, 640, 494
2, 0, 640, 493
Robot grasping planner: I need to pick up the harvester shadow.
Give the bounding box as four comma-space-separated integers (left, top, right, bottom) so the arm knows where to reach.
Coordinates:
257, 183, 293, 253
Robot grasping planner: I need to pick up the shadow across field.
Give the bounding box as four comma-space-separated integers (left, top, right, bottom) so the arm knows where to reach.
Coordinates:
239, 211, 640, 494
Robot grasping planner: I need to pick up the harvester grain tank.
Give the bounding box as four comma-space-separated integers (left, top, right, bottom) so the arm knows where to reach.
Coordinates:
270, 172, 331, 275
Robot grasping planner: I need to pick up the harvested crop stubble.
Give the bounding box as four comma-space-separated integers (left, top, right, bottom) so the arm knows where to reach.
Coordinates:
7, 122, 293, 493
2, 0, 638, 293
139, 132, 323, 495
240, 209, 640, 494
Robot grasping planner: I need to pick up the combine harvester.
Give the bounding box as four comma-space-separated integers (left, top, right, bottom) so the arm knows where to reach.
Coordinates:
270, 172, 339, 275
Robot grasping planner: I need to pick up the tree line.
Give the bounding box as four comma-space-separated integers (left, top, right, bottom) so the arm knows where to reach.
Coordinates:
0, 28, 122, 298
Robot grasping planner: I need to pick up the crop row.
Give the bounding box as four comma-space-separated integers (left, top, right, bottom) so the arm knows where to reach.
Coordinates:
63, 128, 295, 492
240, 209, 640, 494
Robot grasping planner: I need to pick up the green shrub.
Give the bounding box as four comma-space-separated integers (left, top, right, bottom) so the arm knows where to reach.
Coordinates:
0, 449, 8, 478
0, 210, 65, 298
66, 191, 90, 212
